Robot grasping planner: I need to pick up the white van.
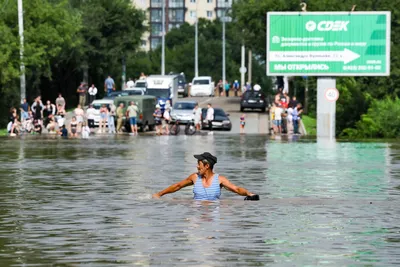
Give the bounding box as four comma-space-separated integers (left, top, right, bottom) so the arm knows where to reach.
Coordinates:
190, 76, 215, 97
91, 99, 114, 126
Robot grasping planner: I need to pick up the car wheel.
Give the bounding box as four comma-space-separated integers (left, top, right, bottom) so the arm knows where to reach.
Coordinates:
170, 124, 181, 135
240, 106, 244, 112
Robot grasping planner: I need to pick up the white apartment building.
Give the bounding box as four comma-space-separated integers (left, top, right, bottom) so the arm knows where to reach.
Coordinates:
132, 0, 233, 51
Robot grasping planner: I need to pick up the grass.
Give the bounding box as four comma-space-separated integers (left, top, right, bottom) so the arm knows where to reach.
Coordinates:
302, 115, 316, 136
0, 128, 8, 136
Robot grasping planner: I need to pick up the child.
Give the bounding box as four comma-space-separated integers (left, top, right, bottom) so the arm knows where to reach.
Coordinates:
82, 121, 90, 139
58, 125, 68, 138
240, 114, 246, 134
33, 119, 42, 134
56, 114, 65, 129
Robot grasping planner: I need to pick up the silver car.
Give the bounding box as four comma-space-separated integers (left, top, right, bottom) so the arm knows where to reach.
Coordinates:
170, 101, 198, 124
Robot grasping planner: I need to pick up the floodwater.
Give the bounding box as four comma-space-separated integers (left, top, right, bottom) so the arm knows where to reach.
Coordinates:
0, 135, 400, 266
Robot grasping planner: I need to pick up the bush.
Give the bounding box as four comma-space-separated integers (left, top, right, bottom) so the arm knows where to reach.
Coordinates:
341, 97, 400, 138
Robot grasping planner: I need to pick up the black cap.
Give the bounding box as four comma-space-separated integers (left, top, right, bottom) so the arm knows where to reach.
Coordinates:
194, 152, 217, 165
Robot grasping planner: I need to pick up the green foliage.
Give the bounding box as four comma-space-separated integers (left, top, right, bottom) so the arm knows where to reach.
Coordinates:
0, 0, 82, 126
336, 77, 368, 135
302, 115, 317, 136
0, 0, 146, 127
0, 129, 7, 136
341, 97, 400, 138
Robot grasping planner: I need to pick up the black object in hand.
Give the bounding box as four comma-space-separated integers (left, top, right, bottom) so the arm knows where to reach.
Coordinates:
244, 195, 260, 201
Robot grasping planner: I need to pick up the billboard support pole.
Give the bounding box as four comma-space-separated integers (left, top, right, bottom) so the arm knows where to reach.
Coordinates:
317, 77, 336, 140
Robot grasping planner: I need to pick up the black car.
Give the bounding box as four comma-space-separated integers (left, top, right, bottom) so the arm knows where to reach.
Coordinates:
201, 108, 232, 131
169, 72, 188, 97
240, 90, 267, 112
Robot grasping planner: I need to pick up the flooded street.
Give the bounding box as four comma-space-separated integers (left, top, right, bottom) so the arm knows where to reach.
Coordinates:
1, 135, 400, 266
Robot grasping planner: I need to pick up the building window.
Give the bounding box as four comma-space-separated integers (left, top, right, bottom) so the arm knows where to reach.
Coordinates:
190, 11, 196, 18
190, 0, 196, 2
151, 38, 161, 50
207, 0, 212, 3
169, 9, 184, 22
151, 0, 162, 7
169, 0, 184, 8
151, 10, 162, 22
207, 11, 212, 18
169, 23, 181, 30
151, 24, 162, 36
217, 0, 231, 7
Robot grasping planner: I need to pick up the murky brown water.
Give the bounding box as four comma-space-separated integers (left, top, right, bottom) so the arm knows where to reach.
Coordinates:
0, 135, 399, 266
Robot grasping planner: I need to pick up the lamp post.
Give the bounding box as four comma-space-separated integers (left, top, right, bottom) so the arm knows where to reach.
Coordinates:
222, 8, 230, 96
161, 0, 165, 75
222, 15, 226, 94
194, 15, 198, 77
18, 0, 26, 102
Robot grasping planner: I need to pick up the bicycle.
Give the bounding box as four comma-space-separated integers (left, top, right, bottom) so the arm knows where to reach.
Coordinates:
184, 119, 196, 135
169, 120, 181, 135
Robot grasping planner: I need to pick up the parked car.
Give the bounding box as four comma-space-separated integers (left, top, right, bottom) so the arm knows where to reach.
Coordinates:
176, 73, 188, 97
170, 101, 198, 124
201, 108, 232, 131
103, 90, 144, 100
190, 76, 215, 97
91, 99, 115, 126
240, 90, 267, 112
114, 95, 157, 132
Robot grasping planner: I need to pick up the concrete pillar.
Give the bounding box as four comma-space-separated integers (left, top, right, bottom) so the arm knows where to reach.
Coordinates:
317, 77, 336, 140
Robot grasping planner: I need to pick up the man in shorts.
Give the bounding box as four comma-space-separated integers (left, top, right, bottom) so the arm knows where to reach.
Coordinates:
126, 101, 139, 135
274, 104, 283, 134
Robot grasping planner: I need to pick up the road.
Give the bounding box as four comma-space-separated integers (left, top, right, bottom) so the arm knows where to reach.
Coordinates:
182, 95, 270, 134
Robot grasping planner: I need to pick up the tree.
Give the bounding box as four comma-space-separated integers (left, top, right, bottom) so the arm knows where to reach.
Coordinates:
0, 0, 81, 126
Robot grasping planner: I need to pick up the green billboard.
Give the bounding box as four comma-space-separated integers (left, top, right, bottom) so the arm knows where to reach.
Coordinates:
267, 12, 391, 76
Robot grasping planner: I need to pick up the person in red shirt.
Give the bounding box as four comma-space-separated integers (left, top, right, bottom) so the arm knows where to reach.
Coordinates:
280, 98, 288, 109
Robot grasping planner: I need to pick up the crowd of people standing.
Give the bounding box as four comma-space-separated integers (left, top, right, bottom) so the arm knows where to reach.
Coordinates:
270, 88, 303, 135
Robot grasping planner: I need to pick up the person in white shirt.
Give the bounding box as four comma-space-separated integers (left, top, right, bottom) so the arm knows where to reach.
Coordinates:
286, 107, 294, 134
274, 104, 283, 134
139, 72, 147, 80
163, 107, 171, 135
108, 103, 117, 134
126, 78, 135, 89
193, 104, 202, 131
88, 84, 98, 104
86, 104, 96, 130
81, 121, 90, 139
206, 103, 214, 132
57, 115, 65, 128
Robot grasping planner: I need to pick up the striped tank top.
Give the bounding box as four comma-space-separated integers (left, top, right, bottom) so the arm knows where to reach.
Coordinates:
193, 174, 221, 201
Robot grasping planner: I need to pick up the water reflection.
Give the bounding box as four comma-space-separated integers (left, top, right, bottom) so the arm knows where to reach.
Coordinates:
0, 136, 399, 266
